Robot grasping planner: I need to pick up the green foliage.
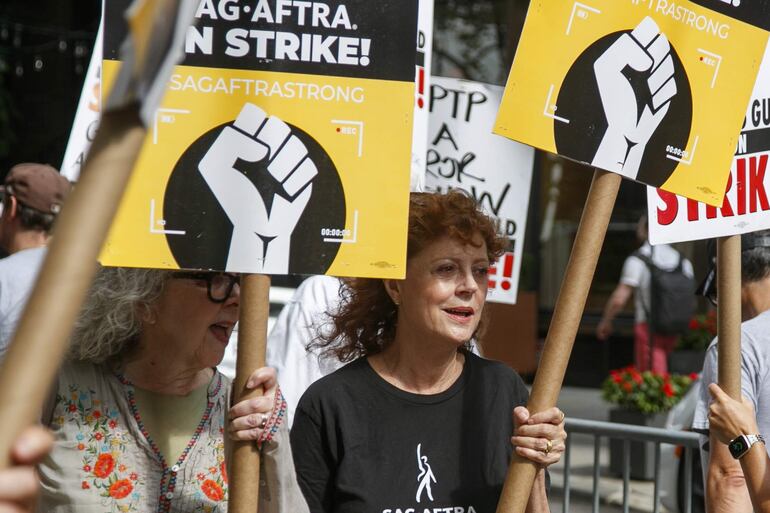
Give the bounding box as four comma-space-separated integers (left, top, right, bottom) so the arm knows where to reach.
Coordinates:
676, 310, 716, 351
602, 366, 697, 414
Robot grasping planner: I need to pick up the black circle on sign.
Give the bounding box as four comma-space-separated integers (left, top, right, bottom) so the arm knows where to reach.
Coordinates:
553, 30, 692, 187
163, 121, 345, 274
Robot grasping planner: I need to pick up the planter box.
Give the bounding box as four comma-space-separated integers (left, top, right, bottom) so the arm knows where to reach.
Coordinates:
668, 350, 705, 376
608, 408, 668, 480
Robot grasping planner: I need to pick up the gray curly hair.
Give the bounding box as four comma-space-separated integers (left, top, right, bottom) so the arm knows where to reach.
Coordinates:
67, 266, 172, 364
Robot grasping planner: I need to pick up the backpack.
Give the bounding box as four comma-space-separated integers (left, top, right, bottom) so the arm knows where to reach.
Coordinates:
633, 249, 696, 336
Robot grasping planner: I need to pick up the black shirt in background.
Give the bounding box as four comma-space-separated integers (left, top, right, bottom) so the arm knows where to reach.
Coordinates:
290, 351, 530, 513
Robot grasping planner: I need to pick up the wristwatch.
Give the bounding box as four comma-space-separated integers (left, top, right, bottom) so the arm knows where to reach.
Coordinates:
728, 434, 766, 459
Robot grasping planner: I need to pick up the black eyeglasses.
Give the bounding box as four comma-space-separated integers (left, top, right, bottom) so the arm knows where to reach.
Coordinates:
171, 272, 240, 303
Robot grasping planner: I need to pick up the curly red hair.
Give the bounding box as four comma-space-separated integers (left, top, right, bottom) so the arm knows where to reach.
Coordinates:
313, 190, 505, 362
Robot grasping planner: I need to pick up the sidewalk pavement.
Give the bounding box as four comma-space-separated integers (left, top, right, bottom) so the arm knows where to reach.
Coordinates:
549, 387, 672, 513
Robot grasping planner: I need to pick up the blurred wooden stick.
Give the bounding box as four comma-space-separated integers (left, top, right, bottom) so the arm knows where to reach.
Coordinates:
0, 105, 145, 467
717, 235, 741, 398
496, 169, 621, 513
228, 273, 270, 513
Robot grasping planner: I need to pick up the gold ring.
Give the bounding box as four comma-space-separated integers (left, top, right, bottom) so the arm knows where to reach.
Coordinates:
559, 411, 565, 422
544, 439, 552, 455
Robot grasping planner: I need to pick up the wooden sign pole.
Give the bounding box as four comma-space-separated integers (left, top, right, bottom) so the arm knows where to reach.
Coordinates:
228, 273, 271, 513
0, 105, 146, 467
496, 169, 621, 513
716, 235, 742, 399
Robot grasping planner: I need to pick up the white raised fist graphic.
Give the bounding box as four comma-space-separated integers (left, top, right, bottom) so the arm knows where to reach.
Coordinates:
591, 17, 677, 179
198, 103, 317, 273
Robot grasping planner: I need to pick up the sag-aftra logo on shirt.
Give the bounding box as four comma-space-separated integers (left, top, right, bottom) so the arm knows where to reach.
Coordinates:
381, 444, 480, 513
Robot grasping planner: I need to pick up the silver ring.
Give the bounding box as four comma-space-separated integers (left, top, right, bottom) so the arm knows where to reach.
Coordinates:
258, 414, 268, 429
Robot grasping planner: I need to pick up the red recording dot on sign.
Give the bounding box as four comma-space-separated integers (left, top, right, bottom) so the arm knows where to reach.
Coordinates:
488, 252, 514, 291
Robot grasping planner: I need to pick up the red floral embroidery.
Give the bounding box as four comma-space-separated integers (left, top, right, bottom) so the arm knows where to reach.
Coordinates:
93, 453, 115, 478
201, 479, 224, 502
94, 432, 103, 441
109, 420, 117, 429
81, 481, 90, 489
93, 410, 101, 419
83, 465, 91, 472
129, 472, 138, 481
220, 462, 228, 484
108, 479, 133, 499
118, 464, 126, 472
77, 443, 85, 451
197, 472, 206, 481
68, 404, 77, 412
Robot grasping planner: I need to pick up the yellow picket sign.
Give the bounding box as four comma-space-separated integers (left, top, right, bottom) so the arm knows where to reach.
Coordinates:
495, 0, 768, 206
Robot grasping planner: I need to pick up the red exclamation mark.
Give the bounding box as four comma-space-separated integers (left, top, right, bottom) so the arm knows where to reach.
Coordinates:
488, 262, 498, 290
500, 253, 514, 291
416, 67, 425, 109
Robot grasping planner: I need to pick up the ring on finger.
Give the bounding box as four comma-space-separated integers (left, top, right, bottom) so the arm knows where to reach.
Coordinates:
559, 410, 565, 423
543, 439, 552, 455
259, 413, 268, 429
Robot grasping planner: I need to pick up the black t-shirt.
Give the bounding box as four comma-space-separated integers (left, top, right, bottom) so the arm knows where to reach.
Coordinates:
290, 352, 530, 513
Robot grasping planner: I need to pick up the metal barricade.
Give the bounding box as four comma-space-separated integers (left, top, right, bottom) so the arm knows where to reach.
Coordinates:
561, 418, 700, 513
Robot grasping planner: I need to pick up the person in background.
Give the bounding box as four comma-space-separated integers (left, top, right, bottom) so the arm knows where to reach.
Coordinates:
596, 216, 694, 372
265, 275, 344, 426
0, 163, 71, 357
693, 230, 770, 513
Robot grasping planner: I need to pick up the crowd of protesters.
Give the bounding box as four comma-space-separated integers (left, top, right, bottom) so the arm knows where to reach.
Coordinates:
2, 163, 770, 513
0, 180, 567, 512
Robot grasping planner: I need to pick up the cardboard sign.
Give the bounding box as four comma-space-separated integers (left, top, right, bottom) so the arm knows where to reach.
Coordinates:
494, 0, 769, 206
425, 77, 534, 305
61, 24, 103, 182
410, 0, 433, 192
100, 0, 418, 278
648, 42, 770, 244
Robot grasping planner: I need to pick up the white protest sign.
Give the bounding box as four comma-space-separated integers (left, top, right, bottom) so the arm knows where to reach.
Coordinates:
648, 42, 770, 245
425, 77, 534, 304
410, 0, 433, 192
61, 23, 103, 181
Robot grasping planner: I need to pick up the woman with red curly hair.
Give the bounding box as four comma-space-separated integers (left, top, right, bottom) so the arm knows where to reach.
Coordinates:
291, 191, 567, 513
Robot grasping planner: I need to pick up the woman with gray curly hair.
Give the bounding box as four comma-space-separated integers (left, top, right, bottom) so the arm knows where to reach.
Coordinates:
36, 266, 307, 513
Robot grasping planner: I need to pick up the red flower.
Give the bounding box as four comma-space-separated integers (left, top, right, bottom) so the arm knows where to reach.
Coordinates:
77, 443, 85, 451
622, 382, 633, 393
109, 420, 118, 429
83, 464, 92, 472
689, 318, 699, 330
663, 382, 675, 398
94, 432, 103, 441
689, 372, 699, 381
129, 472, 138, 481
68, 404, 77, 412
612, 374, 622, 384
81, 481, 90, 489
201, 479, 225, 501
93, 411, 101, 419
197, 473, 206, 481
220, 462, 228, 484
108, 479, 133, 499
93, 453, 115, 478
